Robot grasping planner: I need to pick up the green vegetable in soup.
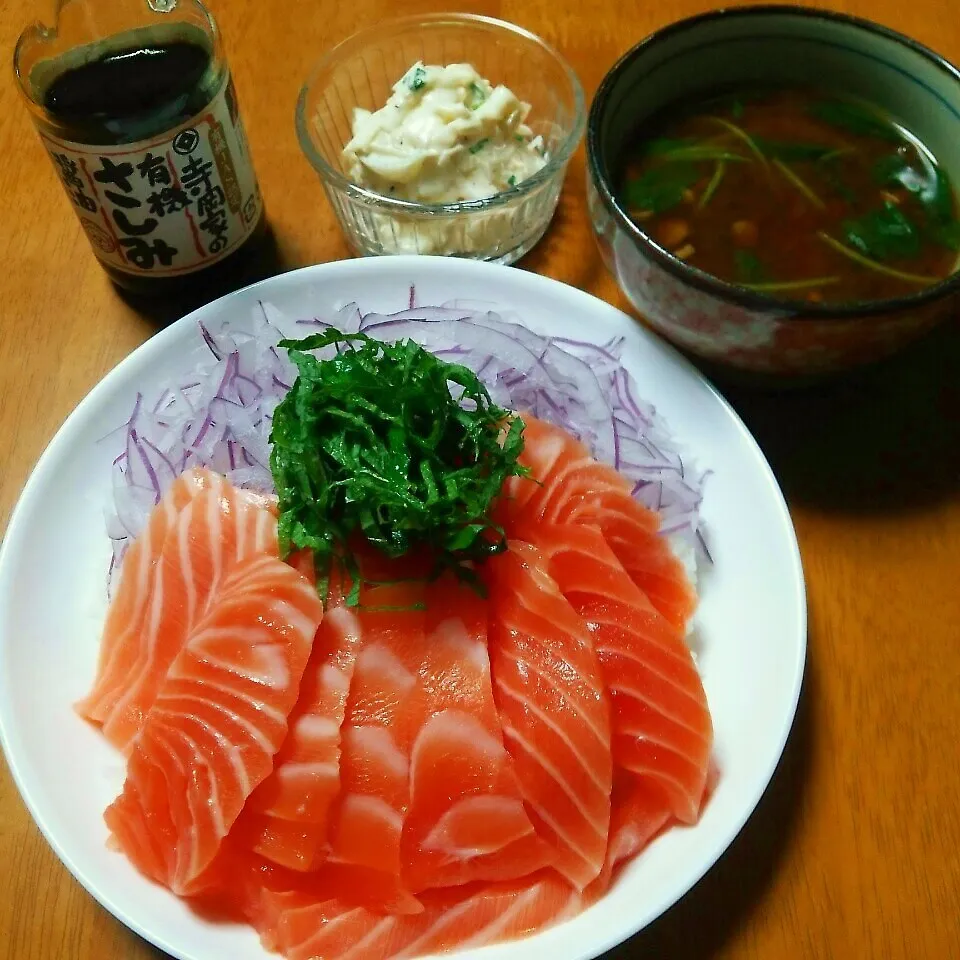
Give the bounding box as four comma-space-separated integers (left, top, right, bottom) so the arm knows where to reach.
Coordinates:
753, 138, 837, 162
818, 153, 857, 202
818, 147, 857, 163
809, 99, 904, 142
934, 220, 960, 251
643, 138, 748, 163
697, 161, 726, 210
818, 231, 940, 285
734, 249, 768, 284
709, 117, 768, 165
741, 276, 840, 293
923, 167, 955, 224
842, 202, 921, 261
773, 158, 825, 209
873, 151, 926, 193
874, 153, 959, 228
624, 163, 700, 214
659, 146, 748, 163
643, 138, 697, 155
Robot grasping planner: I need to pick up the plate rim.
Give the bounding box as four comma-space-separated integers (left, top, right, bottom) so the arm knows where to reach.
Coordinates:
0, 255, 807, 960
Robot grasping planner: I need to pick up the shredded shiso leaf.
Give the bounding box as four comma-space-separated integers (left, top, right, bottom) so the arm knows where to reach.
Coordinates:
269, 328, 528, 602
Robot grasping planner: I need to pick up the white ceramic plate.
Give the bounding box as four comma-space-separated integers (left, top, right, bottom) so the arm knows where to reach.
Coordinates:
0, 257, 805, 960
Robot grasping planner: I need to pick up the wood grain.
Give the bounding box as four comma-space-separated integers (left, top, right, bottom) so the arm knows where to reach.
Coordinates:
2, 1, 959, 958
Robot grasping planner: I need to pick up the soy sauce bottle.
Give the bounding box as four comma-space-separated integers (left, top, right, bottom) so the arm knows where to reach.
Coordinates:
14, 0, 268, 298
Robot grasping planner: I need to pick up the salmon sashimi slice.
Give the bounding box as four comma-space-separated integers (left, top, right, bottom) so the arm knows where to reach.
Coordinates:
78, 467, 220, 724
324, 577, 429, 913
588, 774, 673, 897
200, 844, 413, 931
484, 541, 613, 890
606, 777, 672, 870
251, 870, 580, 960
529, 523, 712, 823
194, 842, 427, 932
497, 416, 697, 631
401, 578, 555, 892
235, 570, 362, 871
103, 553, 322, 896
96, 482, 281, 752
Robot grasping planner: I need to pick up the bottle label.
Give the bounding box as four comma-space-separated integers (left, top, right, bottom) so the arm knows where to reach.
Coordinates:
38, 72, 263, 277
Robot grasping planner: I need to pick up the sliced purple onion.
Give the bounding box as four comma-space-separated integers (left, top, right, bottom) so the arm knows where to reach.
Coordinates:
104, 296, 710, 588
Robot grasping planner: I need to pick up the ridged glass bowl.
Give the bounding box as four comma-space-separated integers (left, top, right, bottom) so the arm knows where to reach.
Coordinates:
295, 14, 585, 264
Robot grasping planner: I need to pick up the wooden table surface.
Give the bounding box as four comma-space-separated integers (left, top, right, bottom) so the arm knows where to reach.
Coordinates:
2, 0, 959, 958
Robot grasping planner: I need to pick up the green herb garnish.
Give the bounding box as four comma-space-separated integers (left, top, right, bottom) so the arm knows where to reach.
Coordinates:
818, 231, 940, 284
809, 99, 902, 142
624, 163, 699, 214
469, 138, 490, 154
734, 249, 768, 284
818, 147, 856, 163
407, 66, 427, 92
269, 329, 528, 604
740, 276, 840, 293
507, 175, 517, 187
935, 220, 960, 251
873, 152, 960, 254
842, 202, 921, 261
642, 138, 748, 163
709, 117, 768, 165
468, 81, 487, 109
643, 137, 698, 155
754, 138, 837, 162
919, 165, 952, 224
818, 153, 857, 202
873, 153, 946, 210
773, 158, 825, 209
873, 152, 923, 192
697, 161, 726, 210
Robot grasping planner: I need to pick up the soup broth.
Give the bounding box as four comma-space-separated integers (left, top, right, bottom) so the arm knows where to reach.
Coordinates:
620, 87, 960, 303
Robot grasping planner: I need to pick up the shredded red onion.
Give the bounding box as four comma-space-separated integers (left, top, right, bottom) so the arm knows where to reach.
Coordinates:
104, 294, 709, 586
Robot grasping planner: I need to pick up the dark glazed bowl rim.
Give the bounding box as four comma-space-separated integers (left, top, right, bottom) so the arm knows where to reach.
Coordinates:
587, 4, 960, 319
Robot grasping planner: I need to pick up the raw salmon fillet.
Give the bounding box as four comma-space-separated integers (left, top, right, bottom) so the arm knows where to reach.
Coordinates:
484, 541, 613, 890
235, 568, 363, 871
84, 478, 280, 752
401, 576, 555, 891
530, 523, 712, 823
497, 416, 697, 632
247, 867, 580, 960
103, 552, 322, 896
78, 466, 218, 724
588, 774, 673, 896
322, 577, 429, 914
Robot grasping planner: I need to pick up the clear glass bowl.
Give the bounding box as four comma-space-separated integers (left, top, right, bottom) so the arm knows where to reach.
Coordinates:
295, 14, 585, 264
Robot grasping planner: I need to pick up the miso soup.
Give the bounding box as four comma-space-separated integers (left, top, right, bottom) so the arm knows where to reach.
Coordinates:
620, 87, 960, 303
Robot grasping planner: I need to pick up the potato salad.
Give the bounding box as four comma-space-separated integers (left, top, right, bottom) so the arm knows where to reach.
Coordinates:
343, 62, 546, 204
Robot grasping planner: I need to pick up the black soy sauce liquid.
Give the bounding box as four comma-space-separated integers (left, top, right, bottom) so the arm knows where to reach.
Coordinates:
43, 42, 213, 142
38, 36, 273, 302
